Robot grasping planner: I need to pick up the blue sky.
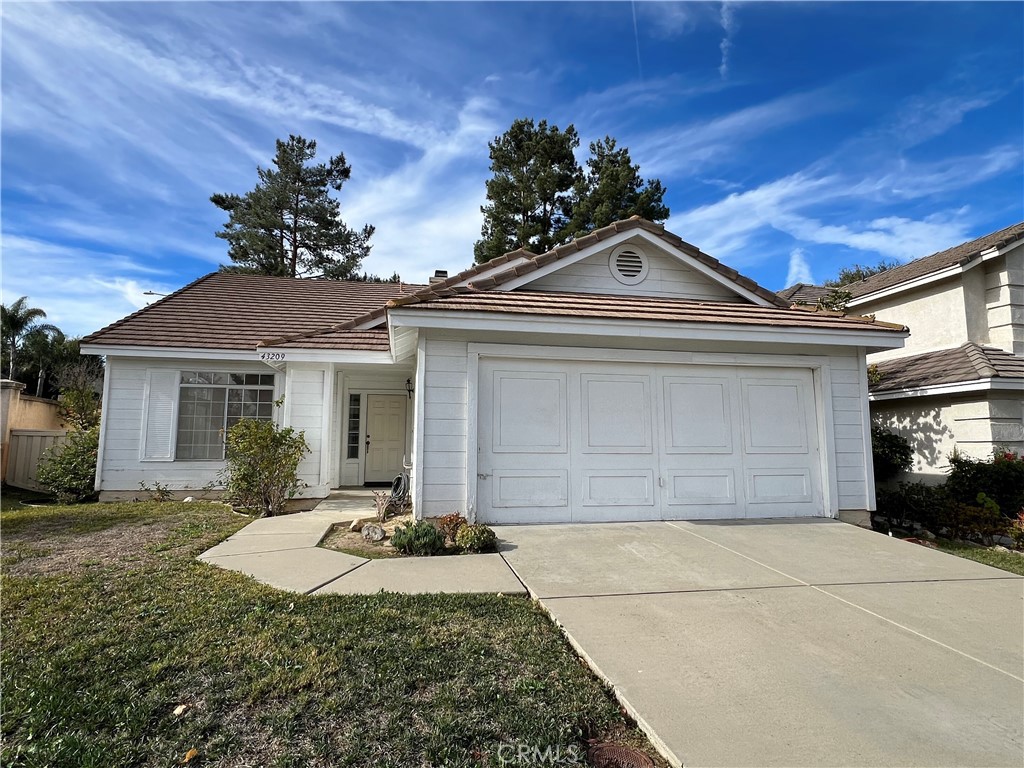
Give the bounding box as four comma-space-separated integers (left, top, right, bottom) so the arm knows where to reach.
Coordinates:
3, 1, 1022, 337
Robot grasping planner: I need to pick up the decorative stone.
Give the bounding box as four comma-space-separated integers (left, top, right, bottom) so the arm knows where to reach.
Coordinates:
993, 545, 1011, 554
183, 496, 195, 503
361, 523, 385, 542
918, 529, 936, 540
348, 519, 364, 533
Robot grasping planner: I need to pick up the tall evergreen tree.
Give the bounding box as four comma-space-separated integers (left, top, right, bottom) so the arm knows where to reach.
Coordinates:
473, 119, 581, 264
212, 135, 374, 279
567, 137, 669, 237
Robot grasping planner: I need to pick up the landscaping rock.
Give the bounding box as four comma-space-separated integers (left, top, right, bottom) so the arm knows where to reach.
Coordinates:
362, 523, 385, 542
993, 545, 1011, 554
183, 496, 195, 503
918, 529, 936, 540
349, 519, 364, 533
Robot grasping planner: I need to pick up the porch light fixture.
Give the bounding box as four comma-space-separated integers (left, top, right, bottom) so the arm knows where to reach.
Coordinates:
405, 377, 414, 399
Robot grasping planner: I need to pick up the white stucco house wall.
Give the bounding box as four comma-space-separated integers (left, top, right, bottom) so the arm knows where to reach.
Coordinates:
784, 222, 1024, 482
82, 218, 907, 523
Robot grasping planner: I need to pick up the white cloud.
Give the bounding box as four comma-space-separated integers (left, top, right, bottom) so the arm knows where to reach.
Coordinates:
785, 248, 815, 286
719, 3, 738, 79
1, 236, 180, 336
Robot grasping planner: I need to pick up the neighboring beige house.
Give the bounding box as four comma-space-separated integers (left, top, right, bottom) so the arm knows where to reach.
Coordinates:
786, 223, 1023, 481
82, 218, 907, 522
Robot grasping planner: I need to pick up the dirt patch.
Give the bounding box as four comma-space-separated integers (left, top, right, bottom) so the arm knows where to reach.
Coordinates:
1, 518, 182, 576
319, 513, 414, 559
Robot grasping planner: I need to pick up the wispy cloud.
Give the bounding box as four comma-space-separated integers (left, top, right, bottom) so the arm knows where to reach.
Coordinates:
785, 248, 815, 286
718, 3, 738, 79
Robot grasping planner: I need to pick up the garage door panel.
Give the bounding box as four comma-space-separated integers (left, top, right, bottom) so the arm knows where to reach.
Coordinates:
492, 469, 569, 508
581, 374, 653, 453
746, 468, 813, 504
665, 470, 737, 506
492, 371, 567, 453
741, 378, 809, 454
580, 469, 655, 507
662, 376, 734, 454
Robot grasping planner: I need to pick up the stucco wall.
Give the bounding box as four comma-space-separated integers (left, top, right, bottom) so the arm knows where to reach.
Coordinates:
1, 380, 66, 481
864, 280, 967, 362
871, 393, 1023, 481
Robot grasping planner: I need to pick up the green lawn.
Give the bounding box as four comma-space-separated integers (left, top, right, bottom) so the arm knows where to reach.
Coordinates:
1, 500, 656, 767
935, 539, 1024, 576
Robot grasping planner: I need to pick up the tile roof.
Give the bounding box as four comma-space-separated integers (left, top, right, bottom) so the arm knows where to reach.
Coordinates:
870, 343, 1024, 393
777, 283, 833, 303
82, 272, 421, 351
384, 287, 907, 334
462, 217, 792, 308
847, 221, 1024, 299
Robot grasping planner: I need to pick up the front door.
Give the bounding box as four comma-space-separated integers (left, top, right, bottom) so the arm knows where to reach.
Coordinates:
364, 394, 408, 483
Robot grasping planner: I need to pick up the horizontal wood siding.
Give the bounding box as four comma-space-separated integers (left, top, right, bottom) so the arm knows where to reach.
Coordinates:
288, 367, 326, 490
527, 247, 742, 301
420, 339, 469, 515
827, 353, 871, 511
99, 357, 282, 492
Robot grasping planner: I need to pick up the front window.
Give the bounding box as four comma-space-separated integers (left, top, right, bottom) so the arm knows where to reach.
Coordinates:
176, 372, 275, 460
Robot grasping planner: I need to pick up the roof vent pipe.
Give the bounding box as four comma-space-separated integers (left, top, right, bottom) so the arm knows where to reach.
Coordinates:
429, 270, 448, 285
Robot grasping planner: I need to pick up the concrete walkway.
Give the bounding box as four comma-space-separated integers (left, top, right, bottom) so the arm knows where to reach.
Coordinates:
198, 490, 525, 595
497, 519, 1024, 768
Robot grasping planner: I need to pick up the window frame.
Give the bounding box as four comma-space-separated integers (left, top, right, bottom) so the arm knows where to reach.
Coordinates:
174, 371, 277, 461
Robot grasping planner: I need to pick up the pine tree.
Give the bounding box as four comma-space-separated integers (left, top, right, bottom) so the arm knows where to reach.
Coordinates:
473, 119, 581, 264
567, 137, 669, 237
212, 135, 374, 279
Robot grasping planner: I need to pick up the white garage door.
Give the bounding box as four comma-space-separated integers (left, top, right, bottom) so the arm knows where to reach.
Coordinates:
477, 358, 823, 523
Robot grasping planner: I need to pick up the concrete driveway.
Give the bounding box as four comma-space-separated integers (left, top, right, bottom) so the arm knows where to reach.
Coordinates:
495, 519, 1024, 768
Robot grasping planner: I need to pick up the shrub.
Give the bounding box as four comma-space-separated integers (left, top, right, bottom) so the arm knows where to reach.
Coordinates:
455, 524, 498, 554
941, 493, 1008, 546
390, 520, 447, 556
874, 481, 945, 533
1009, 512, 1024, 550
946, 450, 1024, 520
220, 418, 308, 517
871, 425, 913, 482
37, 426, 99, 504
435, 512, 468, 544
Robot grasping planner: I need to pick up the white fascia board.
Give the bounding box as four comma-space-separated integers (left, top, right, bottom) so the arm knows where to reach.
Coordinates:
847, 264, 963, 308
847, 239, 1022, 309
388, 308, 908, 349
494, 228, 776, 307
81, 343, 394, 365
869, 378, 1024, 401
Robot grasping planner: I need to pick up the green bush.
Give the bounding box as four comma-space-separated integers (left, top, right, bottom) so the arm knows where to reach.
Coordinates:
390, 520, 447, 556
871, 425, 913, 482
874, 481, 946, 533
221, 418, 308, 517
455, 524, 498, 554
943, 493, 1008, 546
946, 450, 1024, 520
36, 426, 99, 504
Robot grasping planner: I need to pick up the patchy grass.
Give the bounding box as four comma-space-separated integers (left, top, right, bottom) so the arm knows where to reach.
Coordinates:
2, 501, 660, 767
0, 485, 54, 513
935, 539, 1024, 576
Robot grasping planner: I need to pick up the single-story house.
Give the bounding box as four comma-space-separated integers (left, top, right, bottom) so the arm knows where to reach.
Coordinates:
82, 218, 907, 523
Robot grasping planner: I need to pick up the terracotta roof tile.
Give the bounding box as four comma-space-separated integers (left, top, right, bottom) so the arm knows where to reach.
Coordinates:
387, 288, 907, 334
870, 343, 1024, 393
83, 272, 421, 351
848, 222, 1024, 299
777, 283, 833, 303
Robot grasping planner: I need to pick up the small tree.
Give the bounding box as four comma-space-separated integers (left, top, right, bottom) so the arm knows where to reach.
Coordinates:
55, 355, 104, 430
220, 417, 309, 517
824, 260, 899, 288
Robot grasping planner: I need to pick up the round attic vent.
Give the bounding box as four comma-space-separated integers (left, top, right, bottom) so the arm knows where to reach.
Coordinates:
609, 244, 649, 285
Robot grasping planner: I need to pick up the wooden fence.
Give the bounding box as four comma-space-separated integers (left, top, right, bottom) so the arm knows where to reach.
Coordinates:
6, 430, 68, 492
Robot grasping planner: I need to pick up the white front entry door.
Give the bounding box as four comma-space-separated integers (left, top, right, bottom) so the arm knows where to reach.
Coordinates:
477, 359, 823, 523
364, 394, 408, 483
